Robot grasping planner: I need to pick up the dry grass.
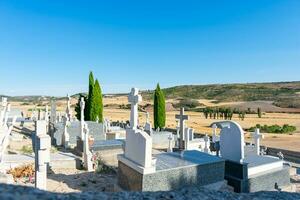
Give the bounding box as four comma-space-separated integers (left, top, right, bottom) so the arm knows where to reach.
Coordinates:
11, 95, 300, 152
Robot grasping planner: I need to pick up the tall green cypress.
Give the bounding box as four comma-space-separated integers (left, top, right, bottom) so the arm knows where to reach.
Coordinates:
85, 71, 94, 120
153, 83, 166, 129
90, 79, 103, 122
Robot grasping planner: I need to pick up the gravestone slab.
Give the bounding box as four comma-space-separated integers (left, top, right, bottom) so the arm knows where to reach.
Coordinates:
53, 121, 106, 146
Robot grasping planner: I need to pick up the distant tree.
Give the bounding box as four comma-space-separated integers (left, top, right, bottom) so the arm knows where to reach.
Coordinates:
75, 94, 87, 120
153, 83, 166, 129
241, 111, 246, 121
85, 71, 94, 120
90, 79, 103, 122
257, 107, 262, 118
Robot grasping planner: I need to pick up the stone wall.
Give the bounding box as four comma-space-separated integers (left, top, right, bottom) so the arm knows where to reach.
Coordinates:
0, 183, 299, 200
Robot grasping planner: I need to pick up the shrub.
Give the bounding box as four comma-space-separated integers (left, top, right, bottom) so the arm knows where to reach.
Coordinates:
174, 99, 200, 109
248, 124, 296, 134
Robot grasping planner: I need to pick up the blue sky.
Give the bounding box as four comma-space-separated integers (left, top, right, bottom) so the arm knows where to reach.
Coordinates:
0, 0, 299, 96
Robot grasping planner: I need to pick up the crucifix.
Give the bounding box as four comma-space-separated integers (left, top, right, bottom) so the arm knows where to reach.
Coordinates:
128, 88, 142, 129
80, 97, 85, 140
175, 107, 189, 150
252, 128, 264, 155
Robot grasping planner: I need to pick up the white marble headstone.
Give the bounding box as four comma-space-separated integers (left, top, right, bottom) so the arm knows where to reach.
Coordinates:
219, 121, 245, 163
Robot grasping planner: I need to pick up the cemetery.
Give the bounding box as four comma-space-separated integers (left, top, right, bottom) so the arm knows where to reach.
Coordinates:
0, 79, 299, 200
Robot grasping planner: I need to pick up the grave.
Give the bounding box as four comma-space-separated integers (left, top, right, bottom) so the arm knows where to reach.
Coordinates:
117, 88, 225, 191
34, 120, 51, 190
211, 121, 290, 193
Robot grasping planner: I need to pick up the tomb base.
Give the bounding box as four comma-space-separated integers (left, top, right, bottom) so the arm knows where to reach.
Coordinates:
118, 150, 225, 191
224, 155, 290, 193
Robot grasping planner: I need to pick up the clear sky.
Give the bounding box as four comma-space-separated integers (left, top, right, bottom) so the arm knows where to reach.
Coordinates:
0, 0, 299, 96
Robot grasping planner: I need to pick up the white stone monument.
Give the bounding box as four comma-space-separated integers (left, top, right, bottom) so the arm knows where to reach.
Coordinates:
203, 134, 210, 153
118, 88, 155, 174
45, 105, 49, 122
34, 120, 51, 190
251, 128, 264, 156
50, 100, 56, 124
219, 121, 245, 163
80, 97, 85, 140
167, 133, 173, 152
62, 115, 70, 149
175, 107, 189, 150
83, 123, 93, 172
66, 94, 72, 121
212, 124, 220, 143
144, 112, 152, 135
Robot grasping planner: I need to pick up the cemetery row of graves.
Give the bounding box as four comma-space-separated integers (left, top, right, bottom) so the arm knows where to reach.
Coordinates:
0, 73, 298, 194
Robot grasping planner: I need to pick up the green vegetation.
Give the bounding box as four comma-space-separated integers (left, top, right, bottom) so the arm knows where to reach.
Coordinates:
21, 145, 33, 154
173, 99, 201, 110
90, 79, 103, 122
141, 81, 300, 109
248, 124, 296, 134
153, 83, 166, 129
202, 107, 234, 120
257, 107, 262, 118
76, 72, 103, 122
85, 71, 94, 121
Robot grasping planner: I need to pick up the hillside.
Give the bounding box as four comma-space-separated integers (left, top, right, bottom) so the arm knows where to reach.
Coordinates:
143, 81, 300, 108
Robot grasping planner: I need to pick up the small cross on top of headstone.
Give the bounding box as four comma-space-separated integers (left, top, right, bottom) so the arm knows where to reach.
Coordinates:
175, 107, 189, 150
252, 128, 264, 155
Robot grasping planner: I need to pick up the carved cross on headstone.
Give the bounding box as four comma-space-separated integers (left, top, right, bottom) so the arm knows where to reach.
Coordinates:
128, 88, 142, 129
251, 128, 264, 155
175, 107, 189, 150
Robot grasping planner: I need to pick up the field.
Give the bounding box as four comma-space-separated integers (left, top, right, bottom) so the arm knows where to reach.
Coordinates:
9, 94, 300, 152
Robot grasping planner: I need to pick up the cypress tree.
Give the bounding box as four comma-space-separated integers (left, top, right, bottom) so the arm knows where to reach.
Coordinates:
257, 107, 262, 118
85, 71, 94, 120
153, 83, 166, 129
90, 79, 103, 122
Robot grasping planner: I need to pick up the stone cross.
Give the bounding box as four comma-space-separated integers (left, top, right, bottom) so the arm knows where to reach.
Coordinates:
3, 104, 11, 128
204, 134, 210, 153
45, 105, 49, 122
0, 98, 8, 127
80, 97, 85, 140
167, 134, 173, 152
175, 107, 189, 150
62, 115, 70, 149
128, 88, 142, 129
34, 120, 51, 190
83, 123, 93, 172
212, 124, 220, 143
66, 94, 72, 121
146, 112, 150, 123
50, 100, 56, 124
251, 128, 264, 156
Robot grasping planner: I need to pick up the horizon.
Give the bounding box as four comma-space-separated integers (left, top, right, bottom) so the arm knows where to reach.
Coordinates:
0, 0, 299, 96
1, 80, 299, 97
